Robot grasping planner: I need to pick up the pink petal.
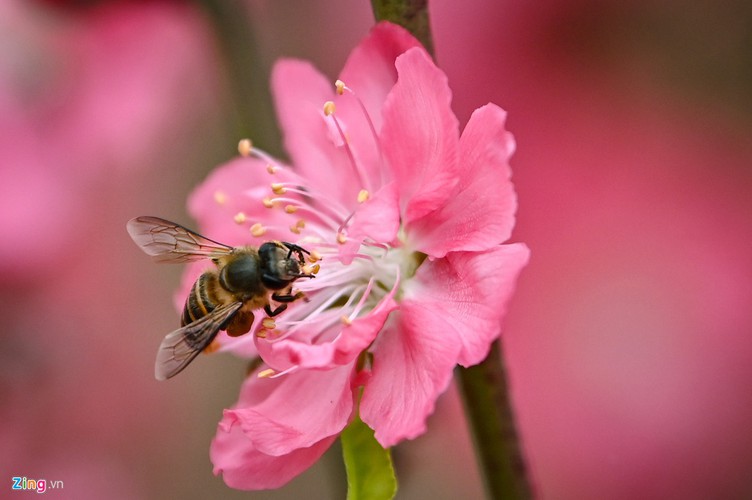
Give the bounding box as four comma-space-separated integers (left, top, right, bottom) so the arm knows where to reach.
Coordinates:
380, 47, 460, 224
187, 156, 296, 246
211, 416, 336, 490
360, 244, 530, 447
408, 104, 519, 258
338, 22, 422, 133
347, 182, 400, 244
334, 23, 422, 192
360, 311, 461, 448
226, 364, 354, 456
332, 183, 400, 265
416, 244, 531, 367
271, 60, 360, 203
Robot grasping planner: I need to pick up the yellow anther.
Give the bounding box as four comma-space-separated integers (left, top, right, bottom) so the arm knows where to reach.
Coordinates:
289, 219, 306, 235
257, 368, 276, 378
284, 204, 298, 214
357, 189, 370, 203
309, 250, 323, 263
310, 263, 321, 274
250, 223, 266, 237
340, 315, 352, 326
335, 80, 346, 95
301, 264, 313, 275
266, 163, 279, 174
262, 318, 276, 329
233, 212, 246, 224
271, 182, 286, 195
238, 138, 253, 157
214, 190, 227, 205
336, 232, 347, 244
323, 101, 336, 116
256, 329, 267, 339
262, 197, 275, 208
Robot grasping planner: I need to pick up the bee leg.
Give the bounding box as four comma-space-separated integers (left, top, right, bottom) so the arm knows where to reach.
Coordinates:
226, 310, 254, 337
264, 303, 287, 317
272, 290, 306, 303
265, 289, 308, 317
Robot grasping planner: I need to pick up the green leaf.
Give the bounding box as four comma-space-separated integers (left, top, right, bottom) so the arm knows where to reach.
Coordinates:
341, 415, 397, 500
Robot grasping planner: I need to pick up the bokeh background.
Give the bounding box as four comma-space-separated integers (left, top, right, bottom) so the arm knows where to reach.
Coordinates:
2, 1, 751, 498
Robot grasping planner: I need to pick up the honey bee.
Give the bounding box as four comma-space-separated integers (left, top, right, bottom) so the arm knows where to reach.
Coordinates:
126, 216, 315, 380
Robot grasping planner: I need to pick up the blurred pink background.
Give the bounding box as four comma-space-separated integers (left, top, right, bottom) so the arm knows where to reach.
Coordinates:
2, 1, 751, 499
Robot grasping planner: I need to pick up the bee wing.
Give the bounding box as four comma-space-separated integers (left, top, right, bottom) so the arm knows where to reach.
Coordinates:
155, 301, 244, 380
127, 216, 234, 263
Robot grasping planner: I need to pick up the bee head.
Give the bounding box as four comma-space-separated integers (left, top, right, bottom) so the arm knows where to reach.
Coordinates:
258, 241, 312, 290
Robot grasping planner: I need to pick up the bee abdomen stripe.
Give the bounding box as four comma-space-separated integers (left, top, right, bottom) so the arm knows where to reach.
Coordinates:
181, 274, 216, 326
194, 276, 211, 316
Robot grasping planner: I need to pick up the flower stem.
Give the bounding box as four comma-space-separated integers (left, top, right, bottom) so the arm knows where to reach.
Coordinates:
458, 340, 533, 499
370, 0, 434, 56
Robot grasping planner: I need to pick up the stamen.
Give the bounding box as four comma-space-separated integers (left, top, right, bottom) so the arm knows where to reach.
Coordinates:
335, 79, 346, 95
284, 204, 298, 214
348, 277, 375, 321
357, 189, 370, 203
262, 318, 276, 329
268, 284, 359, 341
238, 138, 253, 157
271, 183, 286, 195
250, 223, 266, 237
266, 164, 279, 174
336, 232, 347, 244
337, 210, 356, 234
233, 212, 247, 224
268, 366, 299, 379
337, 83, 386, 185
271, 194, 344, 232
323, 101, 336, 116
269, 183, 352, 225
323, 102, 371, 192
257, 368, 276, 378
340, 315, 352, 326
308, 263, 321, 274
214, 191, 227, 205
243, 141, 282, 169
262, 197, 276, 208
309, 250, 323, 263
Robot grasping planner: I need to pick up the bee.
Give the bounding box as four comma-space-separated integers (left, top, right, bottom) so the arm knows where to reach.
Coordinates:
126, 216, 315, 380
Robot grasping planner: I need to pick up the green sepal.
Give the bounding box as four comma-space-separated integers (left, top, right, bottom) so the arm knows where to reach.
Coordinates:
341, 414, 397, 500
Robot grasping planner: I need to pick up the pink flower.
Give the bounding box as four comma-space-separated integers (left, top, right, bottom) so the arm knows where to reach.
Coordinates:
183, 22, 529, 489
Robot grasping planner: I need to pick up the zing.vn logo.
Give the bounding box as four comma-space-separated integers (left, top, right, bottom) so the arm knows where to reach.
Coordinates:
11, 477, 64, 494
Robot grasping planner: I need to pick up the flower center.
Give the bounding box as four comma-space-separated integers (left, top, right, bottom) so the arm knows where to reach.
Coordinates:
224, 173, 394, 337
224, 80, 428, 372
